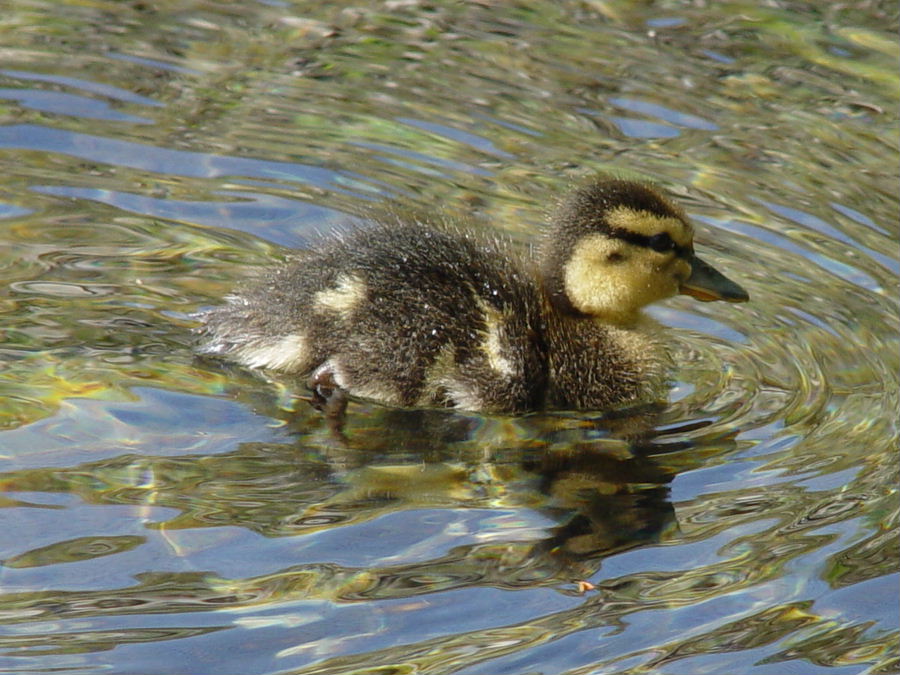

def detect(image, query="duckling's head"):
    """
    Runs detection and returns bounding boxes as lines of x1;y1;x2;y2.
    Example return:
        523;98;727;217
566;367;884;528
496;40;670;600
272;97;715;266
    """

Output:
541;178;748;326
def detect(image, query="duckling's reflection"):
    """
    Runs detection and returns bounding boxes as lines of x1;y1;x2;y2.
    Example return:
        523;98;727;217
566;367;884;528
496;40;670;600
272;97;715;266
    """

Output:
272;401;680;595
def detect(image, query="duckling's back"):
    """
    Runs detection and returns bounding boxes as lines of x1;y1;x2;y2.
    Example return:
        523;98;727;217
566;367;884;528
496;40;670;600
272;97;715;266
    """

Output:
198;220;548;412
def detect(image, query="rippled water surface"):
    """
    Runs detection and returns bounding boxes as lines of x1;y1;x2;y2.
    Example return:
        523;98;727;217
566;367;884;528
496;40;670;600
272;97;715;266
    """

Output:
1;2;898;674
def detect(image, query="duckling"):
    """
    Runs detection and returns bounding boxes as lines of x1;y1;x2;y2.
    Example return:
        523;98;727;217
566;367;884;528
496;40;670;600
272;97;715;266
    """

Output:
197;178;748;413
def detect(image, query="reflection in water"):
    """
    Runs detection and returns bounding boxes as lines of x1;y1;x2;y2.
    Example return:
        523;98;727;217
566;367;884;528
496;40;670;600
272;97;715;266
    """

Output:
0;1;897;674
1;402;694;674
290;407;679;596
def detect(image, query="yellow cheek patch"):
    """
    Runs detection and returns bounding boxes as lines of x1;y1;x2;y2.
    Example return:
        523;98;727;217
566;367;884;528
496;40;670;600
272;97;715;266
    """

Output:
563;233;686;325
563;234;628;315
606;206;693;247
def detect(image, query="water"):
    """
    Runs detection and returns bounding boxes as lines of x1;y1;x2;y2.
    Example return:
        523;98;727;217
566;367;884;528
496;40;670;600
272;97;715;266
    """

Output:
1;2;897;674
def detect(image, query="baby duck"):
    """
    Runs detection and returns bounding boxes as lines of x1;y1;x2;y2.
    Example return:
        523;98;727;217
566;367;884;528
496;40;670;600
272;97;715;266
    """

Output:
198;178;748;413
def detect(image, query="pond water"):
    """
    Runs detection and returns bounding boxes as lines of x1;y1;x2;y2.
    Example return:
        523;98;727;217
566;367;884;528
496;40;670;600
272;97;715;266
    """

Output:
0;2;897;674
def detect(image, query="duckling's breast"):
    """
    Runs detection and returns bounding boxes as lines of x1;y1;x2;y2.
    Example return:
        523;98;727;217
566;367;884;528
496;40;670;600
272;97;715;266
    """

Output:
543;309;669;410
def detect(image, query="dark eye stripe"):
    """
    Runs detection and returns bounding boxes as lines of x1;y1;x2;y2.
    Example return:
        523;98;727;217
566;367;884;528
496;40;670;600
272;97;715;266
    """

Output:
645;232;672;253
609;227;691;258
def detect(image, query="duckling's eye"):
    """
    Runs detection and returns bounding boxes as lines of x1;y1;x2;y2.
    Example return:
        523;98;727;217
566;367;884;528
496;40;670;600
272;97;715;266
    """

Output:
606;252;625;263
648;232;675;253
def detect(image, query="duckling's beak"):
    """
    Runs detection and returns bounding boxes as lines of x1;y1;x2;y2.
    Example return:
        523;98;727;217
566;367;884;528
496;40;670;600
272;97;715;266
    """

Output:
680;255;749;303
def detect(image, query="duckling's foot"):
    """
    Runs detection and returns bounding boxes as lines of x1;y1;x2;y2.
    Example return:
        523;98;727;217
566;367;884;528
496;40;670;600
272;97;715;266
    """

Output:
304;365;349;427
